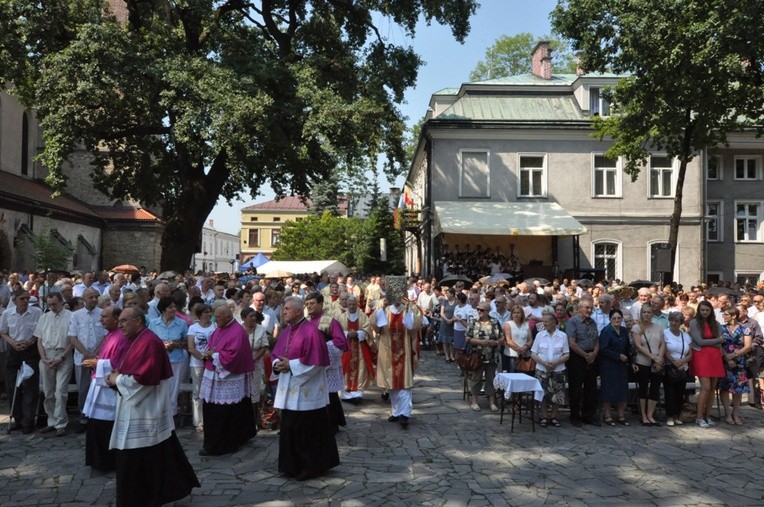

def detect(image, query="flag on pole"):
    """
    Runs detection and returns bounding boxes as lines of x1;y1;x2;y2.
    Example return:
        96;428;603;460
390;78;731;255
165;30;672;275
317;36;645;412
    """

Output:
16;362;34;387
404;186;414;207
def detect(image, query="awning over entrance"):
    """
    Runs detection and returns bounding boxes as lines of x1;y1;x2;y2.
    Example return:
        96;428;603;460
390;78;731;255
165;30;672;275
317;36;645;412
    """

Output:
433;201;587;236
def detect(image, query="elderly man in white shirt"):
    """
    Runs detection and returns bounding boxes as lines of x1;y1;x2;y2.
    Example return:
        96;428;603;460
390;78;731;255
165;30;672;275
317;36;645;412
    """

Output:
72;271;96;298
68;288;106;432
1;290;42;433
35;293;73;436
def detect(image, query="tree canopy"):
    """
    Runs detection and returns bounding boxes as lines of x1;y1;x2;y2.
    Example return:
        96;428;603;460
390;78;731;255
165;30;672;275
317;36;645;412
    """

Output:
469;33;577;81
0;0;478;270
552;0;764;282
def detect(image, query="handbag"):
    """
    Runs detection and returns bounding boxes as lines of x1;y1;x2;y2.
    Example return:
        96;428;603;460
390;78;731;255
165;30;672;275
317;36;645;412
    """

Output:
456;344;481;371
664;332;687;382
514;355;536;373
457;321;484;372
644;332;665;378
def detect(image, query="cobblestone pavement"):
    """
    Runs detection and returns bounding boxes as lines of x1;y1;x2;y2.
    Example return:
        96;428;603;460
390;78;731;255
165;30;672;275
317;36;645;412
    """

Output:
1;351;762;506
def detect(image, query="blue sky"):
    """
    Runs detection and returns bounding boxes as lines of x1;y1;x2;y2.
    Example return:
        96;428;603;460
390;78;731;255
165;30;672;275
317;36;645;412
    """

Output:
208;0;561;234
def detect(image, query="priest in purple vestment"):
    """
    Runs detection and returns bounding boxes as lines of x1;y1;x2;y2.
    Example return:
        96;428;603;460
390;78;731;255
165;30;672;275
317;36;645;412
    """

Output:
199;303;257;456
273;296;339;480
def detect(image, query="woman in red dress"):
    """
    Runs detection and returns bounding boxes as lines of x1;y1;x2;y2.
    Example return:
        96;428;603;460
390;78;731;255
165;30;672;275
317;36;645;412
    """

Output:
688;301;725;427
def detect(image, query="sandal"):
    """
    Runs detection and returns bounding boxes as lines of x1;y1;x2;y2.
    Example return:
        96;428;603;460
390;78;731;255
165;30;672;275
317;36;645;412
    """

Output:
617;418;630;426
539;418;548;428
604;418;616;427
550;418;561;427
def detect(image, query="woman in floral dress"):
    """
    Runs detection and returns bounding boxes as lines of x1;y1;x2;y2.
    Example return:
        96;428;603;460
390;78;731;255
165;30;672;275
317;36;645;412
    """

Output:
719;308;753;425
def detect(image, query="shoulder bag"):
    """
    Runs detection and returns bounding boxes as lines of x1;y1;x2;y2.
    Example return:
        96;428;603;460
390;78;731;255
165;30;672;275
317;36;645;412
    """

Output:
455;343;481;371
514;355;536;374
644;332;665;378
664;332;687;382
456;321;482;371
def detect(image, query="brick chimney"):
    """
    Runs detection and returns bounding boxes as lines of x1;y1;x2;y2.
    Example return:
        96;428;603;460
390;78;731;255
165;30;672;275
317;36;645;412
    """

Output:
531;41;553;80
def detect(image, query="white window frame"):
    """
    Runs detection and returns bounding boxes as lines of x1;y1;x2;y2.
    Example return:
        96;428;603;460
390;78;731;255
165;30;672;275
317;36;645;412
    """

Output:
706;271;723;285
517;153;548;198
591;239;622;281
591;153;622;198
589;87;611;117
458;149;491;198
733;155;761;181
648;154;677;198
706;200;723;242
734;200;763;243
734;272;761;286
271;228;281;247
706;154;722;181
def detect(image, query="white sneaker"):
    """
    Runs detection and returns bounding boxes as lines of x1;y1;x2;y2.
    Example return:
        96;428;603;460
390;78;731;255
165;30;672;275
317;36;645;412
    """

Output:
674;419;683;425
666;419;675;427
471;403;481;411
490;404;499;413
696;419;709;428
705;418;716;427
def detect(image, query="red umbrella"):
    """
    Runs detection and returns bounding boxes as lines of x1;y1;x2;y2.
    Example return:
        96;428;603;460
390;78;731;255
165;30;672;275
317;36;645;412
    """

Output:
111;264;140;274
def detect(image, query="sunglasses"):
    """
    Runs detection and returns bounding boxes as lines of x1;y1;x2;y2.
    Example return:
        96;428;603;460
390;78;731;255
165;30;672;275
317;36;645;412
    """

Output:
478;309;487;312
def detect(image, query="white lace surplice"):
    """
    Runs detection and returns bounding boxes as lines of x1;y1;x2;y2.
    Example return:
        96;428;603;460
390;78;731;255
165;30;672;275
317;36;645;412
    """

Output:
326;341;344;392
199;352;254;404
199;370;253;404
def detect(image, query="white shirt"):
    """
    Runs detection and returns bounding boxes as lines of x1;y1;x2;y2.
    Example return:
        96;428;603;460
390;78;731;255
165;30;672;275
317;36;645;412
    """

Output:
188;322;216;368
72;283;92;298
147;298;161;320
755;311;764;329
592;308;611;333
524;305;544;321
68;307;106;366
92;281;111;296
531;328;569;373
34;308;72;351
663;328;691;370
453;304;477;332
416;291;437;314
0;305;42;342
506;321;531;358
262;306;279;335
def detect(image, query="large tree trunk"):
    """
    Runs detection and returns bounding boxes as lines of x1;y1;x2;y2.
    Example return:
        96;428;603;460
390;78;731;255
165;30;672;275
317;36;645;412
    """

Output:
159;208;211;272
159;150;229;271
666;116;695;285
666;158;687;285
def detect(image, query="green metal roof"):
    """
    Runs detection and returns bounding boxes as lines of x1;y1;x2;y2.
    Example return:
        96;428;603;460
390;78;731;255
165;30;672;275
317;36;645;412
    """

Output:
438;95;587;121
433;87;459;95
474;73;579;86
472;72;623;86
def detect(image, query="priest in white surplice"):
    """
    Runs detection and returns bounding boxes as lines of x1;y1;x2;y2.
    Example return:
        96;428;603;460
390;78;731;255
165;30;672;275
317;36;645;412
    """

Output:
272;296;340;481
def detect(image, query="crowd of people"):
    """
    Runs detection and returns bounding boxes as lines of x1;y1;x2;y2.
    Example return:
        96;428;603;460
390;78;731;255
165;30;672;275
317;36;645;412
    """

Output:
0;269;423;503
425;276;764;429
1;267;763;503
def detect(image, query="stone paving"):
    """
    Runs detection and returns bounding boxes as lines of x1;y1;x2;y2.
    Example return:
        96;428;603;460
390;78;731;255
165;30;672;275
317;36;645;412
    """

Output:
1;351;763;506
